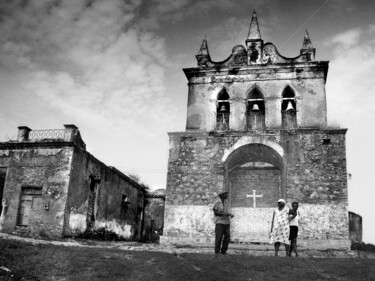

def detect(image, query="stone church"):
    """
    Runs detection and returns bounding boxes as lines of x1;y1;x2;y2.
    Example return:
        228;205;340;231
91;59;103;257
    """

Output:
161;11;350;250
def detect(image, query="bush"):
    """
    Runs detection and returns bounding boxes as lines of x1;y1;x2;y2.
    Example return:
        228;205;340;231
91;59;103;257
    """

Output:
351;241;375;252
76;228;127;241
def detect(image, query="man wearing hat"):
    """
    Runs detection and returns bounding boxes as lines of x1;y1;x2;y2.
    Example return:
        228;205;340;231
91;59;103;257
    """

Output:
213;190;234;255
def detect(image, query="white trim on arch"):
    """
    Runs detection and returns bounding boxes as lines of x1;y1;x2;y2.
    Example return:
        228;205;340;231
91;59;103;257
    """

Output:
221;136;284;162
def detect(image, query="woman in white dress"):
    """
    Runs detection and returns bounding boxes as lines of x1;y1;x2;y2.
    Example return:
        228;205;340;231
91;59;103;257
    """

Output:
269;199;290;256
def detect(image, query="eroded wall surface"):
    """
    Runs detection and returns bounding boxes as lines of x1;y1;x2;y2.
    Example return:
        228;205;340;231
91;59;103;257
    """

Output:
142;195;165;242
0;127;145;241
66;147;144;240
185;67;327;131
0;146;73;238
161;129;349;249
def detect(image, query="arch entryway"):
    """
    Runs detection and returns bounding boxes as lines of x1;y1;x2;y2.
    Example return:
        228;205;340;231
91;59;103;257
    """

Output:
223;142;285;243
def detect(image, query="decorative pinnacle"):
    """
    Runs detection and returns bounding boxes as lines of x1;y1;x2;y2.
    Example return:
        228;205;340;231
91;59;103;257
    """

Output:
197;37;210;56
302;29;314;49
247;9;261;40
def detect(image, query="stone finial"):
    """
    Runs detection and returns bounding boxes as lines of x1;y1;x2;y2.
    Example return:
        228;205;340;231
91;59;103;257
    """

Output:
247;9;261;40
17;126;32;142
302;29;314;49
196;37;212;67
300;29;315;61
197;36;209;56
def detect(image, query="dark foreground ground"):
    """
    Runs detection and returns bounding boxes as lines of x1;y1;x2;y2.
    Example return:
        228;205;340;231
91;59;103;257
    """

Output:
0;238;375;281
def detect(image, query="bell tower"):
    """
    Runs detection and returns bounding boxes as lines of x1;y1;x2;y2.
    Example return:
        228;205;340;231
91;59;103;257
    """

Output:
162;10;349;251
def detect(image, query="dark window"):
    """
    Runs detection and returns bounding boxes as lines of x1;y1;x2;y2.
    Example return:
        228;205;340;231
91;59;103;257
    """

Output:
0;168;6;215
120;194;129;221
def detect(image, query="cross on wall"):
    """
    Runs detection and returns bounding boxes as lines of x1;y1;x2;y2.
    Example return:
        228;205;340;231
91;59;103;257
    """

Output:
246;190;263;208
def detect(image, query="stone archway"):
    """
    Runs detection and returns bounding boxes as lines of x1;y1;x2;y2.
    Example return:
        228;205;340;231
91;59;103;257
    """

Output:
224;143;285;243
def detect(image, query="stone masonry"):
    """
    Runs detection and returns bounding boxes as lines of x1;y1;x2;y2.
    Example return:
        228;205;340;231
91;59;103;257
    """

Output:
161;11;349;250
0;125;147;240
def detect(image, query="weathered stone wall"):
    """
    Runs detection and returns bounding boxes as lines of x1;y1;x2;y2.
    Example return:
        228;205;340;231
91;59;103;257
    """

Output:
185;65;327;131
0;125;146;241
285;131;348;204
142;195;165;242
0;146;73;238
162;129;349;248
66;147;144;240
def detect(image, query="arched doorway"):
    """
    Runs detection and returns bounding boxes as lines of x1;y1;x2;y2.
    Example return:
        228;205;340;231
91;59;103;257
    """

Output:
224;143;285;243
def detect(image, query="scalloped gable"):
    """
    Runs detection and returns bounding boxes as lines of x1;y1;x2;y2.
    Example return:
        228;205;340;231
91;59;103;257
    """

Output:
196;12;316;69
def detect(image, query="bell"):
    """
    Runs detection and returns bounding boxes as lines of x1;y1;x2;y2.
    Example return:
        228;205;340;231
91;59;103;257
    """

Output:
219;104;227;112
285;101;295;111
251;103;260;111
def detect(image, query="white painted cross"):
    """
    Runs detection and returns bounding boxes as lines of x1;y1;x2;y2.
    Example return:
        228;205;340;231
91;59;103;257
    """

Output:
246;190;263;208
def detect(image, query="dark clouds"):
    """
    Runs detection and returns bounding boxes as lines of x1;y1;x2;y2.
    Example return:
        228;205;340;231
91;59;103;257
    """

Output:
0;0;173;138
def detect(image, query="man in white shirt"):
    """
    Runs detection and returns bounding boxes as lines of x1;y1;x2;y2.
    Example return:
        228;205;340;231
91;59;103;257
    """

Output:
288;201;300;257
213;191;234;255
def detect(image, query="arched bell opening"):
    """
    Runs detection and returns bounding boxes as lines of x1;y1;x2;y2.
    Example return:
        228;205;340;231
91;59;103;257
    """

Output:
216;88;230;131
246;87;265;130
223;143;285;243
281;86;297;129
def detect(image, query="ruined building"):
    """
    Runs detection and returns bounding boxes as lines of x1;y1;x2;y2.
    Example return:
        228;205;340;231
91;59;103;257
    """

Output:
349;211;362;243
0;125;163;240
161;11;350;249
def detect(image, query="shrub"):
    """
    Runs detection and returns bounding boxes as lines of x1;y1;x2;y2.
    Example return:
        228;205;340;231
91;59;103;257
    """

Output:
351;241;375;252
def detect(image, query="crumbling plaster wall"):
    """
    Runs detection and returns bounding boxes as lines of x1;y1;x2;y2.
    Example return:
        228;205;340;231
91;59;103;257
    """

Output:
142;196;165;242
162;129;349;248
349;211;362;243
66;147;144;240
186;66;327;131
0;146;73;238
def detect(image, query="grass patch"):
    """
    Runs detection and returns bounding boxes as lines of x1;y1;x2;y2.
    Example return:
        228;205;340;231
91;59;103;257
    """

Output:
0;238;374;281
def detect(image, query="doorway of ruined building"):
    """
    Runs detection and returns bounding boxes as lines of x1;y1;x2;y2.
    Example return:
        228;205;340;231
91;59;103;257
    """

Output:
223;143;285;243
0;168;7;216
86;174;101;231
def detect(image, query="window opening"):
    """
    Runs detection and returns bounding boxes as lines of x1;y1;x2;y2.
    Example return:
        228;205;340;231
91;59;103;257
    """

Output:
86;174;101;231
0;168;6;215
247;88;265;130
281;86;297;129
121;194;130;221
216;89;230;131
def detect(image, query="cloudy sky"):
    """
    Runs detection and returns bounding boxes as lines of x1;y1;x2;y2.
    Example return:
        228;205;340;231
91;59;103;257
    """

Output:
0;0;374;244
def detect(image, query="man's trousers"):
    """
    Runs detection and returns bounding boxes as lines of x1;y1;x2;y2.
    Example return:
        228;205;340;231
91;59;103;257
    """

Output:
215;223;230;254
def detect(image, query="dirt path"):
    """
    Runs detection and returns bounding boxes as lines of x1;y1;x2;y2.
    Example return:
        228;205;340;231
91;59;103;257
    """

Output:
1;232;373;258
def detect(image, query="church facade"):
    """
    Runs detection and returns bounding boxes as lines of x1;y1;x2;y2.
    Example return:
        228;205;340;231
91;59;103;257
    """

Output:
161;11;350;249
